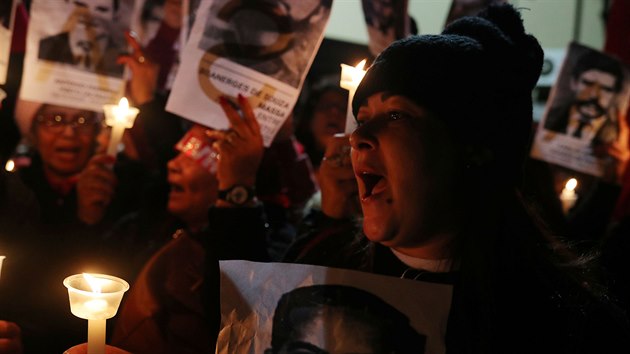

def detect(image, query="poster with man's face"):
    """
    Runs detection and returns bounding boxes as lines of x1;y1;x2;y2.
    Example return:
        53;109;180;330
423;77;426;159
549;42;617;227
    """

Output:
530;42;630;181
0;0;17;85
361;0;410;57
167;0;333;146
20;0;135;111
217;261;453;354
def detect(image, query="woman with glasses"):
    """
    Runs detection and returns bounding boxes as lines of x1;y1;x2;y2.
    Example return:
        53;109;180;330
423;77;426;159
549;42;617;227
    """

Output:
1;101;151;353
22;103;103;225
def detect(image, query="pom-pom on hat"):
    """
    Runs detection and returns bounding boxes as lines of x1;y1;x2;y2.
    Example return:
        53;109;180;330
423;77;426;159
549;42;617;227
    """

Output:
352;3;543;183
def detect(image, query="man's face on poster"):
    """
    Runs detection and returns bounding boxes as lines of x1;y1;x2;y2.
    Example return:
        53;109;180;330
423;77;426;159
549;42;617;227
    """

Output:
571;69;618;120
71;0;115;39
277;307;382;354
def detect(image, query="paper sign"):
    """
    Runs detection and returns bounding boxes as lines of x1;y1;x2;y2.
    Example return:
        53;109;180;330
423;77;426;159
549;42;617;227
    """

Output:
530;42;630;180
19;0;135;111
167;0;333;146
218;260;452;354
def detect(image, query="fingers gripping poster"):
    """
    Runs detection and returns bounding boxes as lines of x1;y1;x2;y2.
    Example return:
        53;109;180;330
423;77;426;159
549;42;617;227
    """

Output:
166;0;333;146
20;0;135;111
218;261;453;354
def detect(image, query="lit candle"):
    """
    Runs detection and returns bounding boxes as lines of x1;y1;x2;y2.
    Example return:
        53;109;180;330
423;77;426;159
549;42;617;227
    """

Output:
0;255;5;280
0;88;6;108
4;159;14;172
103;98;140;156
64;273;130;354
340;59;367;133
560;178;578;214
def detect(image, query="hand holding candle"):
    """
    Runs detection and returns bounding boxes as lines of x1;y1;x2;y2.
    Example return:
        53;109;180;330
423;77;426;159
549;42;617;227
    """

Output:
560;178;578;214
340;59;367;133
64;273;129;354
102;98;140;156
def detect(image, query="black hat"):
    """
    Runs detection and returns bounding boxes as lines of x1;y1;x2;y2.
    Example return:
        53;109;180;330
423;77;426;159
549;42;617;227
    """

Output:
352;4;543;182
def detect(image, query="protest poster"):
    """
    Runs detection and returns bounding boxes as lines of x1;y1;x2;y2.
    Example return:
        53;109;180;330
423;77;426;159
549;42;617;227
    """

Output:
167;0;333;146
218;260;452;354
361;0;410;58
530;42;630;180
0;0;17;85
19;0;135;111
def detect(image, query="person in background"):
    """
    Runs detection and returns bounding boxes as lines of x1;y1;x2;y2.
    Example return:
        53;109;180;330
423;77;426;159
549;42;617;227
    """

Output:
110;95;267;354
295;77;348;173
1;100;149;353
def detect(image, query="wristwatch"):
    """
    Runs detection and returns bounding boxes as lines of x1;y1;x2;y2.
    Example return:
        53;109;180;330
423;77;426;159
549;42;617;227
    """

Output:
218;185;255;206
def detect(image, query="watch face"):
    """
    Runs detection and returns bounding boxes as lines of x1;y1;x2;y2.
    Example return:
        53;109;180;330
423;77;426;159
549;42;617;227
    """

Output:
229;185;249;205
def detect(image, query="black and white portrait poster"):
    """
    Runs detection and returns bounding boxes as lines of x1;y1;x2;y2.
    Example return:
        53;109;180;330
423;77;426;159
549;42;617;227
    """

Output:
530;42;630;180
361;0;410;58
167;0;333;146
218;261;452;354
20;0;135;111
0;0;17;85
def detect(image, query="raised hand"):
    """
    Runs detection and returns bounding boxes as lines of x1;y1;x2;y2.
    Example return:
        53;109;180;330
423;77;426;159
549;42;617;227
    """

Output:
206;94;264;206
117;31;159;105
319;134;360;219
77;154;117;225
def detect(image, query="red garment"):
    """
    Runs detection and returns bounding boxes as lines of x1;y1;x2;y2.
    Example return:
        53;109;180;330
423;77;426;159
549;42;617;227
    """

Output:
112;230;215;354
10;3;28;53
605;0;630;220
145;23;180;91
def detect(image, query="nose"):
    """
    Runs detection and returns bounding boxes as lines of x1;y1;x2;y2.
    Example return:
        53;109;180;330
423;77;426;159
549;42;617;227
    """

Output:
588;85;602;98
59;123;79;137
349;123;377;151
167;154;183;174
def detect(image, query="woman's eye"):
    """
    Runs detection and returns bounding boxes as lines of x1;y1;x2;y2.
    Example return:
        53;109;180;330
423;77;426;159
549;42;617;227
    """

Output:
389;111;409;121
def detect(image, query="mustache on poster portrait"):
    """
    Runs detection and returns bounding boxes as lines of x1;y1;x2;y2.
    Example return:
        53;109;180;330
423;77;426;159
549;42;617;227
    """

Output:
575;98;606;116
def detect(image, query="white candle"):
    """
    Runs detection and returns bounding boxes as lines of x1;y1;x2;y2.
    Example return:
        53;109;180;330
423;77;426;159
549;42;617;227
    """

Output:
88;319;106;354
0;88;6;107
0;256;5;280
560;178;578;214
340;59;367;133
64;273;129;354
103;98;140;156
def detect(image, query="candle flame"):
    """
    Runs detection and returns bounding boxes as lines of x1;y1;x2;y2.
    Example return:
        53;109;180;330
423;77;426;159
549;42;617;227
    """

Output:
83;273;102;294
118;97;129;110
355;59;366;71
565;178;577;192
5;159;15;172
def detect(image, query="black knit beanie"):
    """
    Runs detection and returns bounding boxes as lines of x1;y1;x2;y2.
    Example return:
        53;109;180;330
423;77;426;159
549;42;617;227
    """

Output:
352;4;543;183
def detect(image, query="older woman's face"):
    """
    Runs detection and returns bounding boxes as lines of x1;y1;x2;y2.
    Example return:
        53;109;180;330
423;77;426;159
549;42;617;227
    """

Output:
33;104;99;178
350;93;460;258
167;153;218;225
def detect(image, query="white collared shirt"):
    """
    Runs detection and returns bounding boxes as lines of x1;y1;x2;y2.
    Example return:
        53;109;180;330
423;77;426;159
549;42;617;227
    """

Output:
567;111;607;142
